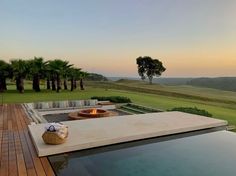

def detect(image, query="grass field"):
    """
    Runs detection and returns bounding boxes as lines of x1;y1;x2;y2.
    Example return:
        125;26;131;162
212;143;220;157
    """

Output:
1;80;236;129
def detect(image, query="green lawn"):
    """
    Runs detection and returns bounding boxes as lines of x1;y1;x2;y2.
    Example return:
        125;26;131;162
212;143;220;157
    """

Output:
1;82;236;128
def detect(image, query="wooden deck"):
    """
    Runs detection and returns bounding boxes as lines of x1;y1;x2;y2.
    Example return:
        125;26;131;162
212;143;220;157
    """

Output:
0;104;55;176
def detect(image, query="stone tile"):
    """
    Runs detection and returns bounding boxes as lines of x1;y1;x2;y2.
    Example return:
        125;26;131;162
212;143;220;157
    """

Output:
28;111;227;157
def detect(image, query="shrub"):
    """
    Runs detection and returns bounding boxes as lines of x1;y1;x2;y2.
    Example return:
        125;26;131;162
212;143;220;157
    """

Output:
91;96;132;103
168;107;212;117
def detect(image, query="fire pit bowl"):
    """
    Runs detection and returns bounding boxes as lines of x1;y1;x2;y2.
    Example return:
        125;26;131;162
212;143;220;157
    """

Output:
68;108;112;120
78;108;110;118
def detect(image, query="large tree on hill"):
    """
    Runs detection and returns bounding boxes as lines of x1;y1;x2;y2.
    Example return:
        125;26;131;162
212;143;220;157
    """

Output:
136;56;166;84
0;60;12;92
11;59;29;93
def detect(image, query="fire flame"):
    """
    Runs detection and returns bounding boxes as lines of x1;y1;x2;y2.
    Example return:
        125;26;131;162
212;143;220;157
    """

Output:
90;109;97;114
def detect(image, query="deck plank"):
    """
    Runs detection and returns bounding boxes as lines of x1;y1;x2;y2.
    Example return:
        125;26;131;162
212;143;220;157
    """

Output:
40;157;55;176
1;105;9;176
19;106;55;176
8;105;18;176
0;104;55;176
15;105;37;176
0;105;4;172
13;104;28;176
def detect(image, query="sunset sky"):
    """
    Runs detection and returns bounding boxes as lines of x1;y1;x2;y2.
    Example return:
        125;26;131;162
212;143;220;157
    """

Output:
0;0;236;77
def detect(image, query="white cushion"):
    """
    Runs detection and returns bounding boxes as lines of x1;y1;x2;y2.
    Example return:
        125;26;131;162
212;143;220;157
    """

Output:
42;102;49;109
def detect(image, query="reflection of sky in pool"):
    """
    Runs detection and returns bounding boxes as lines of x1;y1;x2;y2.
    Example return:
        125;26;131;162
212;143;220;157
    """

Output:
49;131;236;176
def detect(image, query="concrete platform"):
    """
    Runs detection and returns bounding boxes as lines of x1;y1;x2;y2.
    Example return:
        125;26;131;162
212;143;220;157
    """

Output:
28;111;227;157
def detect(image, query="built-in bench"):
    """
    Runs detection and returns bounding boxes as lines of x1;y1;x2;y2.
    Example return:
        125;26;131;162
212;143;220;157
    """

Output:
33;99;98;111
23;99;100;124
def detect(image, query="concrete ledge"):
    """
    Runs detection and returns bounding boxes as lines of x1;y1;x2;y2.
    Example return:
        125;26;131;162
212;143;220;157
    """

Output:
28;111;227;157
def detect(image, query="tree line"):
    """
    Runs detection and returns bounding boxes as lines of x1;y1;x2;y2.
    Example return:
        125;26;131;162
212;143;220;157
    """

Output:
0;57;88;93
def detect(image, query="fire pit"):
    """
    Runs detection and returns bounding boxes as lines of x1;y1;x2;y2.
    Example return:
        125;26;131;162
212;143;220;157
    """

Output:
68;108;113;120
78;108;110;118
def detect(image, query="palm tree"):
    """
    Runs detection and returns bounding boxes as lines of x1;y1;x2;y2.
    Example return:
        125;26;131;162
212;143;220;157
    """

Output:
67;67;81;91
48;59;71;92
11;59;29;93
79;71;88;90
44;64;51;90
62;63;73;90
68;68;75;91
48;60;59;91
29;57;47;92
0;60;12;92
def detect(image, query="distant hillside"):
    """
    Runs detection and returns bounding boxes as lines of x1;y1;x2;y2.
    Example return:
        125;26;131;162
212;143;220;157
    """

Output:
187;77;236;92
108;77;139;81
115;79;142;84
108;77;236;92
152;78;193;85
85;73;108;81
108;77;192;85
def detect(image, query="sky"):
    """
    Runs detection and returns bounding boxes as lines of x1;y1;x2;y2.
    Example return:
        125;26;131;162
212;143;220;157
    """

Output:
0;0;236;77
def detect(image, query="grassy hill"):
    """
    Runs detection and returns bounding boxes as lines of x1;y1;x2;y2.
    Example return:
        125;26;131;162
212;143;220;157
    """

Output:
108;77;236;92
87;79;236;107
187;77;236;92
86;79;236;127
152;77;193;85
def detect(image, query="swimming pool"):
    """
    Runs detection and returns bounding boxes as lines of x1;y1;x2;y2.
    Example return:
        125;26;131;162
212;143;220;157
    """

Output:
49;130;236;176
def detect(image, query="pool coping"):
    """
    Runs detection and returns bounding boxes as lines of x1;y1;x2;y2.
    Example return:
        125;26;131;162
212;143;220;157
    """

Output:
28;111;227;157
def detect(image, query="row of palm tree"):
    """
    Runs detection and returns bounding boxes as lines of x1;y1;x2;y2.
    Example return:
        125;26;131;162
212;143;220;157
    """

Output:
0;57;88;93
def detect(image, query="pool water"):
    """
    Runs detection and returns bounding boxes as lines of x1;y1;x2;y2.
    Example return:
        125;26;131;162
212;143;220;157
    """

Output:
49;131;236;176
